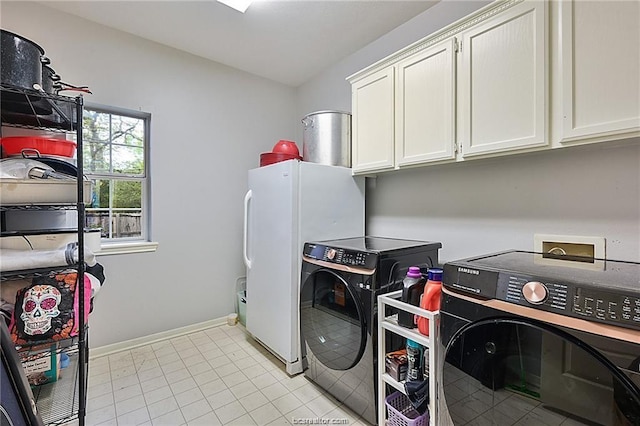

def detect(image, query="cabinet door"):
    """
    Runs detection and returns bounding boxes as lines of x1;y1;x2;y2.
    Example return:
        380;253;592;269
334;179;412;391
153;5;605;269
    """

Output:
558;0;640;144
459;0;548;157
396;38;456;167
351;67;395;173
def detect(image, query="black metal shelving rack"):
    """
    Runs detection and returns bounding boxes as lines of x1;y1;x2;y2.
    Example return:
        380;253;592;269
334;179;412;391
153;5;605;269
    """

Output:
1;85;87;426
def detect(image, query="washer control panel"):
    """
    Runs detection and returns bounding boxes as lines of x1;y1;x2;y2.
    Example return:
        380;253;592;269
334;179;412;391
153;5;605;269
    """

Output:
573;288;640;327
303;243;377;269
496;273;569;312
496;273;640;330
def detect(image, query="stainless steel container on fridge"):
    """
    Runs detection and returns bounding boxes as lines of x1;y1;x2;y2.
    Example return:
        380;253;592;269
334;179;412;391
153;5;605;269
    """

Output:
301;110;351;168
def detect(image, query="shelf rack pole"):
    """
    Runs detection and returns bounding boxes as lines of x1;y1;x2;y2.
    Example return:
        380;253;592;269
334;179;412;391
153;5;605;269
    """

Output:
377;291;439;426
377;293;387;426
75;95;86;426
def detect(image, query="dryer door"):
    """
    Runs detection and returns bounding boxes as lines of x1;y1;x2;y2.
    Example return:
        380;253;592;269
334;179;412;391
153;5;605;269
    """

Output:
300;268;366;370
442;318;640;425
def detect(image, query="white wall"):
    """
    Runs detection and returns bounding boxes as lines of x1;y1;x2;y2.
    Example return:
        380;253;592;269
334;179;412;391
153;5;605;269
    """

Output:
296;0;640;263
2;2;297;347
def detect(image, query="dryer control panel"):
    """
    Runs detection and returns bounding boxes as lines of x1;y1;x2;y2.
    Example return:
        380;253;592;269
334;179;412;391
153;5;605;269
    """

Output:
303;243;377;269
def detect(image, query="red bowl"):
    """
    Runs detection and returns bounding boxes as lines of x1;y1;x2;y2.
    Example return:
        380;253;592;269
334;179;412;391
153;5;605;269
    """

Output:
260;152;301;167
1;136;77;158
271;140;300;157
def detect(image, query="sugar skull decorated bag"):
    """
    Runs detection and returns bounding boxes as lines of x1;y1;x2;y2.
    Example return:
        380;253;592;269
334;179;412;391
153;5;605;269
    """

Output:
10;270;91;345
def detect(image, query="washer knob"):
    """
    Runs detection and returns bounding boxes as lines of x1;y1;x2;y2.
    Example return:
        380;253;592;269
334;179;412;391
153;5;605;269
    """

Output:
326;249;336;260
522;281;548;305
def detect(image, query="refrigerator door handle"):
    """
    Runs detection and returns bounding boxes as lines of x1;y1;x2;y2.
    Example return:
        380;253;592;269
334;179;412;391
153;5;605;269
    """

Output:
243;189;252;269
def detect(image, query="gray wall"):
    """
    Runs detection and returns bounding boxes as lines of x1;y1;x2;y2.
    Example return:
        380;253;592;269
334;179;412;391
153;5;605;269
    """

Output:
2;2;296;348
296;0;640;263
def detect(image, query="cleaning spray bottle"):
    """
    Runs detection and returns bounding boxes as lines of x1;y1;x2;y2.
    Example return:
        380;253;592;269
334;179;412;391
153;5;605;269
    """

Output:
417;268;443;336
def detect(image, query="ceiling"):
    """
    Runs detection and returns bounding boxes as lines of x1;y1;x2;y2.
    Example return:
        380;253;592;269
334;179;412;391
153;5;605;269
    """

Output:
41;0;439;87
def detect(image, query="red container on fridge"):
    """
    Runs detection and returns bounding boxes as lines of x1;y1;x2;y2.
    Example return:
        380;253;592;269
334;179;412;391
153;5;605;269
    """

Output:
259;152;301;167
1;136;76;158
417;268;443;336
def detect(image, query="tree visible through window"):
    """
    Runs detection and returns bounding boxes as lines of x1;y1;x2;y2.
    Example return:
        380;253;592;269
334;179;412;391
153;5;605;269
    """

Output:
82;106;149;241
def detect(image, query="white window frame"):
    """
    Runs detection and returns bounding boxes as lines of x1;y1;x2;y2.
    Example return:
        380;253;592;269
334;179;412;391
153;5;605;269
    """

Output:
83;103;158;255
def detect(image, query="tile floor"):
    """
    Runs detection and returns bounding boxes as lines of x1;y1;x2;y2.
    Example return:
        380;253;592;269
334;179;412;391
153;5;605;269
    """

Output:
76;324;371;426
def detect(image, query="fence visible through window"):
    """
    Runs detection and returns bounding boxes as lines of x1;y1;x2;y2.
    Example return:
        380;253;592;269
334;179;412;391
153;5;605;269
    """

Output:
86;208;142;239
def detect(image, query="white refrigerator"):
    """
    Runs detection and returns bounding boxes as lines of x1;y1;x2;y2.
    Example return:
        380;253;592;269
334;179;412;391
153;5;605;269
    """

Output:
243;160;365;375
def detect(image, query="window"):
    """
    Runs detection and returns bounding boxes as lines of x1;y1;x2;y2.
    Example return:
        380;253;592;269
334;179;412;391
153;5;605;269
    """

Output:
82;105;150;245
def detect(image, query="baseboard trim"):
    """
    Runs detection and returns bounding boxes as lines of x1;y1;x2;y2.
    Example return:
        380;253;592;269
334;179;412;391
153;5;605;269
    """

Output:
89;316;228;359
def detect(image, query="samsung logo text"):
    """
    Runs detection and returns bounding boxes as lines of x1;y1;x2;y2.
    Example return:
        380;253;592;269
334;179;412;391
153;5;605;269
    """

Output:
458;267;480;275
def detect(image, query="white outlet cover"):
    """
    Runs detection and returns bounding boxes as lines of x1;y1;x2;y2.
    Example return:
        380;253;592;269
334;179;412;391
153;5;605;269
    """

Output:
533;234;606;258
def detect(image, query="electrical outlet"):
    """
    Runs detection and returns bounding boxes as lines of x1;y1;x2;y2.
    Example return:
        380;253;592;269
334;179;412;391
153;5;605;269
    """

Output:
534;234;605;260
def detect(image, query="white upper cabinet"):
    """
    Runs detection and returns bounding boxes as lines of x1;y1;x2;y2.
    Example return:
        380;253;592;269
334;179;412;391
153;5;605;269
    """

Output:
555;0;640;145
349;0;637;175
396;38;457;167
351;67;395;173
459;0;548;157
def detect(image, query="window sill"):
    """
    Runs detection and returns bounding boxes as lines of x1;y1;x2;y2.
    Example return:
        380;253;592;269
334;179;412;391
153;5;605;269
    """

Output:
95;241;159;256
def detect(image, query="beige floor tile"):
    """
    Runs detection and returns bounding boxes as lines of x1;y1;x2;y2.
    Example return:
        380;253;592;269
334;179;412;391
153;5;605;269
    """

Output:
147;396;179;420
141;375;169;394
206;389;237;410
188;360;213;376
186;411;222;425
214;400;247;424
144;385;173;405
266;416;291;425
238;390;270;412
262;381;290;401
86;404;117;425
151;409;186;426
193;368;219;386
117;406;151;425
138;366;164;383
249;402;281;424
226;413;256;425
181;398;213;422
272;393;304;416
114;383;143;402
170;376;198;395
164;368;192;384
115;394;147;417
175;387;206;408
221;371;249;388
229;381;258;401
252;372;279;390
87;391;115;412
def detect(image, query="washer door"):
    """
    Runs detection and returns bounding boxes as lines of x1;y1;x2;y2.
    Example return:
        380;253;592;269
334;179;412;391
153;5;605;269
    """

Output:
300;268;366;371
442;318;640;425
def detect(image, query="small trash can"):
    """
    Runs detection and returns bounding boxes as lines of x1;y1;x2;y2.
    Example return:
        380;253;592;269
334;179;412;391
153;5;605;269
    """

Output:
237;290;247;326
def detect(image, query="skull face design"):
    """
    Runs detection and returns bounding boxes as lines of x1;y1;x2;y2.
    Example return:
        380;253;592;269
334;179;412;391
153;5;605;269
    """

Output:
20;285;61;336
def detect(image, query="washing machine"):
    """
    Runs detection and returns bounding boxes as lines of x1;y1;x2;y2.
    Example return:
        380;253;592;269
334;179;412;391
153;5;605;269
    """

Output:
300;237;441;424
439;250;640;425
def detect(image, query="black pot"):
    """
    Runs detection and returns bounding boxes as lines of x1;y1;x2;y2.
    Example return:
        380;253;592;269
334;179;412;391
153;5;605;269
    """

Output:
1;30;44;90
1;30;52;115
42;65;61;94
